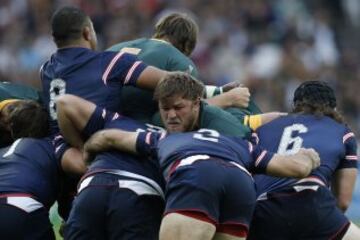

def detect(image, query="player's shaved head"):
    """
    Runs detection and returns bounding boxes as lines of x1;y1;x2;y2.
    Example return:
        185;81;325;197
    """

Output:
51;6;91;47
153;12;198;56
293;80;343;123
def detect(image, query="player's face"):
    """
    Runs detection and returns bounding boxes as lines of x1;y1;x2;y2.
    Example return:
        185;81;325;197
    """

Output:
159;95;200;133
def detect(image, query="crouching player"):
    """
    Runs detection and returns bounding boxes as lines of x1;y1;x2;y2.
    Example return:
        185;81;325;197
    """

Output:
248;81;360;240
81;121;320;240
0;101;80;239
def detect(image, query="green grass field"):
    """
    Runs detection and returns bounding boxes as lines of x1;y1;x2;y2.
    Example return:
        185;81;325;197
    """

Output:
50;204;63;240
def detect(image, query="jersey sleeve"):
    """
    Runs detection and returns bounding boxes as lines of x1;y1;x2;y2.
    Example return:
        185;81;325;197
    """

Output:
249;142;275;174
101;52;147;86
337;130;358;169
82;106;120;137
136;131;166;157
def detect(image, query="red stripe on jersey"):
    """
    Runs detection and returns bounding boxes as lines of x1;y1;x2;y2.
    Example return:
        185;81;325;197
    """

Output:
343;132;355;143
145;132;152;144
217;222;249;237
255;150;267;167
124;61;142;84
345;155;358;161
112;112;119;121
102;52;125;85
163;209;217;226
248;142;253;153
101;109;106;119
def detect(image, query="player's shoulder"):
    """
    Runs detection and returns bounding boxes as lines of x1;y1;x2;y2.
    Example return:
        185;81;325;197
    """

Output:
202;102;237;121
107;38;147;52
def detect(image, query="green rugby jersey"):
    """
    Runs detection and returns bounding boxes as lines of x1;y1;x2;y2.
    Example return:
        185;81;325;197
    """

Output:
151;101;251;138
0;82;41;102
108;38;198;123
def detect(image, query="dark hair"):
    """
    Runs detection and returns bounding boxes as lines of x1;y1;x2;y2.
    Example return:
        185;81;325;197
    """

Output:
0;100;24;147
9;100;49;139
292;80;344;123
153;12;198;56
51;6;90;47
154;72;204;102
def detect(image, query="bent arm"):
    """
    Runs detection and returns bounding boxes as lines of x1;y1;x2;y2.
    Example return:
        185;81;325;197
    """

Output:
136;66;168;90
84;129;139;156
205;86;250;109
56;94;96;149
332;168;358;212
266;148;320;178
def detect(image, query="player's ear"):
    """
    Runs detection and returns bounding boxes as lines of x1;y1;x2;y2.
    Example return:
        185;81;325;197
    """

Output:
83;26;92;42
194;97;201;108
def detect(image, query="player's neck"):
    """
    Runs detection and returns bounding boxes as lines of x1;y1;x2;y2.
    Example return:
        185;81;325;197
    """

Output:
58;40;93;50
151;37;171;45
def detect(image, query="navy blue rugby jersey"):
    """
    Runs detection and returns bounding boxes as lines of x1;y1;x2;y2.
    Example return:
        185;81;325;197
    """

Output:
253;114;358;196
40;47;147;133
0;138;61;208
83;107;164;191
136;128;274;178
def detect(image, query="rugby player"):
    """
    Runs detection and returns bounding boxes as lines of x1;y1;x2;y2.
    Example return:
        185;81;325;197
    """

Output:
248;81;360;240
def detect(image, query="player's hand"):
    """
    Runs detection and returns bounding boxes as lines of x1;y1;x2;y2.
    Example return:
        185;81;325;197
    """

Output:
83;130;111;163
227;87;250;108
295;148;321;172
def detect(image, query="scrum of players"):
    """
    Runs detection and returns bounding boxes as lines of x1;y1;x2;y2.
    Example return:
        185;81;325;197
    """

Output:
0;6;359;240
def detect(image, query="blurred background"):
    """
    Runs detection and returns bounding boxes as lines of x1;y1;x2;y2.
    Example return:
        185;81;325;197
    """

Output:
0;0;359;224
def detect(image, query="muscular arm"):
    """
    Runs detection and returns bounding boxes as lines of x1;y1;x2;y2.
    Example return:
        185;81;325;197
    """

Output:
331;168;358;212
205;86;250;109
136;66;168;90
83;129;139;159
56;94;96;175
266;148;320;178
56;94;96;149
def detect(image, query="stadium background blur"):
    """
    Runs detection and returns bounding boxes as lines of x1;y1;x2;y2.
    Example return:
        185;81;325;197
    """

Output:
1;0;359;237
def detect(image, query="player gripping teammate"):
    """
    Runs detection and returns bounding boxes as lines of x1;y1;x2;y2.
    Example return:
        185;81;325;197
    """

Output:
40;6;169;174
80;116;320;240
248;81;360;240
108;12;257;123
55;96;165;239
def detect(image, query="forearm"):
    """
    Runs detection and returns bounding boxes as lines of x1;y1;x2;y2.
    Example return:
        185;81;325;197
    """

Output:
84;129;139;155
332;168;358;212
57;102;85;149
266;149;319;178
205;93;233;108
56;95;97;149
61;147;87;176
266;154;312;178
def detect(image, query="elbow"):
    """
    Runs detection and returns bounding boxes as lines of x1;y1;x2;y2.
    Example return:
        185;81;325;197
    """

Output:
337;198;351;212
56;95;72;113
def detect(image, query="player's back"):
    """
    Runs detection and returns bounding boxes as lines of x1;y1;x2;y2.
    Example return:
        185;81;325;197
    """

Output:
109;38;197;75
0;138;61;207
0;82;41;102
108;38;198;123
87;113;164;192
139;129;270;178
254;114;356;196
41;47;144;133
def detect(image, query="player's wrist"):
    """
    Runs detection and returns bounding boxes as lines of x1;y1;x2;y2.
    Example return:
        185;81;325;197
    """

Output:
204;86;223;98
